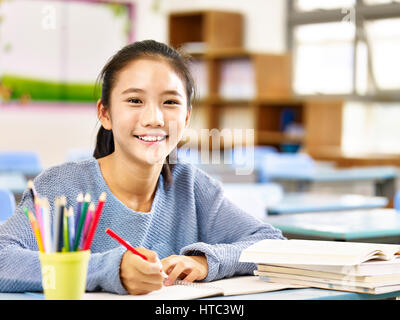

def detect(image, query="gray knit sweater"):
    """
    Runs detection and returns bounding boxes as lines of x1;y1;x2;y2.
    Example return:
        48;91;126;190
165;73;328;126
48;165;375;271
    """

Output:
0;158;284;294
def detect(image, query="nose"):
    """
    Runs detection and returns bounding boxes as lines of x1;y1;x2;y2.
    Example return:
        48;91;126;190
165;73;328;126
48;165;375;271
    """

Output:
140;103;164;127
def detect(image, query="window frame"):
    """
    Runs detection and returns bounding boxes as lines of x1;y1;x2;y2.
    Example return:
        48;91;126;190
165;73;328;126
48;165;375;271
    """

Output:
287;0;400;102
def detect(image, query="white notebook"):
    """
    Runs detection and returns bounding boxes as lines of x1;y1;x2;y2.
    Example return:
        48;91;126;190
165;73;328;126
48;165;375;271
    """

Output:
83;276;302;300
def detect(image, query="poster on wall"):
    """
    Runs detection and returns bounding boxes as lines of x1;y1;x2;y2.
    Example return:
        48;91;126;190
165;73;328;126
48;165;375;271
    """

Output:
0;0;134;104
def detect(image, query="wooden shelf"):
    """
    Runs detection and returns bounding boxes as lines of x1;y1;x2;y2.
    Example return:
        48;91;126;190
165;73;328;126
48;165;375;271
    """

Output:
169;10;344;153
257;131;304;144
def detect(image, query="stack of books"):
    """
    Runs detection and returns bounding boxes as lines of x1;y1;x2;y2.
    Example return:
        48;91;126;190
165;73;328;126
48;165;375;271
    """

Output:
239;239;400;294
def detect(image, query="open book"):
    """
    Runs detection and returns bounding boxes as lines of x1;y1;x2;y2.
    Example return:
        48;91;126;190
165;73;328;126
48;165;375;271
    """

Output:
83;276;302;300
239;239;400;266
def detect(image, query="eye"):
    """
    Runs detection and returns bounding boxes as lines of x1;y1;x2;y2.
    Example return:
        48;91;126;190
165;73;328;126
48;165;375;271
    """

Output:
164;100;179;105
127;98;142;104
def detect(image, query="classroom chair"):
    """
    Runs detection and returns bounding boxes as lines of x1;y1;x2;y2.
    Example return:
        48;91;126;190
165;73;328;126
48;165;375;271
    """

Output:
222;182;284;220
394;190;400;212
230;146;277;182
0;188;16;222
0;151;42;177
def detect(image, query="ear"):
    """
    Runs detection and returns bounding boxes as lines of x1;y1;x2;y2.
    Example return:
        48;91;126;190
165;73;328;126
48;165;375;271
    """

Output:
97;99;112;130
184;107;192;128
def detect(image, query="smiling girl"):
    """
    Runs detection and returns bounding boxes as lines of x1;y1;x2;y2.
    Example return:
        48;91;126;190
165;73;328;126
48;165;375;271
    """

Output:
0;40;284;295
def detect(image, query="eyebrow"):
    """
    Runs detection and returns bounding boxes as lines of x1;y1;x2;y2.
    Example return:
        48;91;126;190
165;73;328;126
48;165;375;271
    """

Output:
121;88;183;98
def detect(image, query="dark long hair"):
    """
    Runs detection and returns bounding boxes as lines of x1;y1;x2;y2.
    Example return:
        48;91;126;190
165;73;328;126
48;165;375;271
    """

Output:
93;40;195;188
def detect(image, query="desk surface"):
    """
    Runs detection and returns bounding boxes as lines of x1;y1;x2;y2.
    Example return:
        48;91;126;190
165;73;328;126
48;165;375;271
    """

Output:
205;287;400;300
0;287;399;300
270;166;398;182
265;208;400;241
268;193;388;215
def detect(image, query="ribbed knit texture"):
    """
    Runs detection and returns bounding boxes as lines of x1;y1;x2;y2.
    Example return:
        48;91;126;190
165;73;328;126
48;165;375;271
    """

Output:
0;158;284;294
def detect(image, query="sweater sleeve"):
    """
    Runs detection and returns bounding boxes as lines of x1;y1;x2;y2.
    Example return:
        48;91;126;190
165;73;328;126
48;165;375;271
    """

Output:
179;170;286;282
0;189;128;294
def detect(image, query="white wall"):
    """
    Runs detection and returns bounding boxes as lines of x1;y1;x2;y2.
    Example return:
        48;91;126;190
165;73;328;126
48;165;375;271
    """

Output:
0;104;98;168
0;0;288;169
133;0;288;53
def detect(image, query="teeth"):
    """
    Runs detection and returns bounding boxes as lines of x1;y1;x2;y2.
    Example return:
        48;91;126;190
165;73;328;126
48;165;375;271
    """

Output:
137;136;165;142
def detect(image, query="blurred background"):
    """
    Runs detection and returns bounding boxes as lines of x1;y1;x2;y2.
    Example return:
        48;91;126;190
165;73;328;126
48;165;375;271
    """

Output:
2;0;400;218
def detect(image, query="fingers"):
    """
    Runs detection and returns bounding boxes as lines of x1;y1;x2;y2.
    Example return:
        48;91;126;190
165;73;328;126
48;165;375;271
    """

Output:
161;255;206;286
120;248;165;295
132;247;162;275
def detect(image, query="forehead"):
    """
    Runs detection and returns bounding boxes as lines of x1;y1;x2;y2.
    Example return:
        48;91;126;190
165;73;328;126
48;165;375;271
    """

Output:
114;58;186;94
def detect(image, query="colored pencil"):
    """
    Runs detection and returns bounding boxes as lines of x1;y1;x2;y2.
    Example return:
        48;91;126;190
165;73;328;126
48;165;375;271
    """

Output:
105;228;147;259
63;207;69;252
105;228;168;278
28;181;45;250
73;193;90;251
80;202;94;249
74;193;83;233
82;192;106;251
67;206;75;252
52;197;64;252
34;197;45;250
24;208;44;253
41;198;52;253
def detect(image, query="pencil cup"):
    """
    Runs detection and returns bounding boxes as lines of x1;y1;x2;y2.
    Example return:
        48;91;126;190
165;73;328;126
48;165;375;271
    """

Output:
39;250;90;300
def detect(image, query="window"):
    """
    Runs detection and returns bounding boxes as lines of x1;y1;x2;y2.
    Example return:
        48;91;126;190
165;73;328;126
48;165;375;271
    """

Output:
295;0;355;11
288;0;400;98
288;0;400;154
293;22;355;94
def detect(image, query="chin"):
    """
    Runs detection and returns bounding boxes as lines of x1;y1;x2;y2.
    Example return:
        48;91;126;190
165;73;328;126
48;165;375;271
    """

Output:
137;149;168;166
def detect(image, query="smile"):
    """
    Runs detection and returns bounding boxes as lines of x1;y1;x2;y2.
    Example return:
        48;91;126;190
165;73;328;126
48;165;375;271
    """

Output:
134;135;167;142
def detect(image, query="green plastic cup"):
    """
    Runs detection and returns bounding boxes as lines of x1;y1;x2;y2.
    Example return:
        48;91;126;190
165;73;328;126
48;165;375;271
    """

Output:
39;250;90;300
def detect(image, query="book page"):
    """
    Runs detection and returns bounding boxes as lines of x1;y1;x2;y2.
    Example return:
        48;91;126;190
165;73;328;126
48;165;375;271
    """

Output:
240;239;400;265
209;276;303;296
83;283;222;300
83;276;302;300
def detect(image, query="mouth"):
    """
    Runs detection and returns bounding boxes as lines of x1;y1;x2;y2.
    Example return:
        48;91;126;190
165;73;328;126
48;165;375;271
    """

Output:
134;135;168;144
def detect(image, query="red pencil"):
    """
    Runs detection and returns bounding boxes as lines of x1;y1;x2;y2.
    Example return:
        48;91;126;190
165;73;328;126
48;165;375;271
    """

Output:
105;228;148;260
105;228;168;278
82;192;106;251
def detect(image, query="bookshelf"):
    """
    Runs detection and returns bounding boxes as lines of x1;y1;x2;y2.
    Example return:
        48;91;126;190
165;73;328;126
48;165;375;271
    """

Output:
169;10;343;153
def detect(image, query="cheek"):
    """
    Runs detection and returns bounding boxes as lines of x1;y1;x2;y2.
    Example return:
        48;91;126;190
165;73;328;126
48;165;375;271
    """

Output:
165;111;188;139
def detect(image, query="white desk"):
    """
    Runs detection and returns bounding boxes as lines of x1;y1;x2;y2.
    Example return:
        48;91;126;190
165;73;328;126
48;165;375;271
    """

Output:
267;193;388;215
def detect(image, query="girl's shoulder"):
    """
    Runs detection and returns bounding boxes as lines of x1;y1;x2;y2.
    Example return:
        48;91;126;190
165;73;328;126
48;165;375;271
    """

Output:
34;158;97;181
32;158;99;195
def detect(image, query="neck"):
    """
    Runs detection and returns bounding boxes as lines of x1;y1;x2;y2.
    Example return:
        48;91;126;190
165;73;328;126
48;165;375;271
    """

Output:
98;152;164;211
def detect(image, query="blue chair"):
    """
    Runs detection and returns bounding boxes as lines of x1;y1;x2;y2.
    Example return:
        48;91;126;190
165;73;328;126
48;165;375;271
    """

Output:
0;189;16;222
258;152;315;182
230;146;277;181
0;151;42;177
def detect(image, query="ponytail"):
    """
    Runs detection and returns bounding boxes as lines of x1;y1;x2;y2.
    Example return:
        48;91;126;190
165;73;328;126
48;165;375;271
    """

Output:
93;126;114;159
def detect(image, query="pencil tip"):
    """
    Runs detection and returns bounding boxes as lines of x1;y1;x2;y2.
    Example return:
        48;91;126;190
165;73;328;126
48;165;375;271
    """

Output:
84;193;91;202
27;180;34;189
100;192;106;201
77;193;84;201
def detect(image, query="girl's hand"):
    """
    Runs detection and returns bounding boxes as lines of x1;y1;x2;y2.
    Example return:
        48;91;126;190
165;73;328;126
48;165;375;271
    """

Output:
161;254;209;286
119;247;164;295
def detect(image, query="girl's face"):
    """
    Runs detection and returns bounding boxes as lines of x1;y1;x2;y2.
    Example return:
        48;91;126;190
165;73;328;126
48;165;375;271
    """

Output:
98;58;191;165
